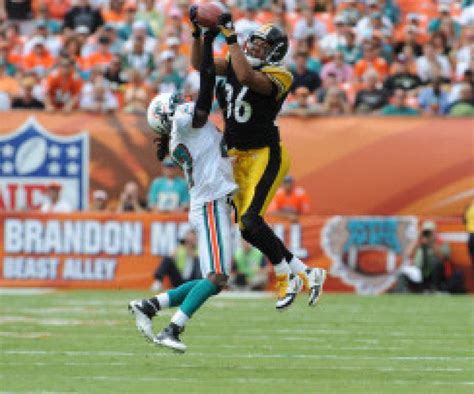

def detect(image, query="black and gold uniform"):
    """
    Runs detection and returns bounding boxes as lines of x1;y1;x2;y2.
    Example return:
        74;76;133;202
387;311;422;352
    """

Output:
218;61;293;224
217;24;295;267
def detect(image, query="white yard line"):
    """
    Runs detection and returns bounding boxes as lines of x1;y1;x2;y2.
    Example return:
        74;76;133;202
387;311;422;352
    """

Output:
0;391;72;394
0;317;83;325
0;316;123;326
0;288;55;296
3;350;474;361
392;380;474;386
63;376;474;385
0;332;50;339
0;362;469;373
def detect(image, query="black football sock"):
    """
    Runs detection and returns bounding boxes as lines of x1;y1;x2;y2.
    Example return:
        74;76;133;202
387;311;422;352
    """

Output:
241;222;285;266
141;297;161;318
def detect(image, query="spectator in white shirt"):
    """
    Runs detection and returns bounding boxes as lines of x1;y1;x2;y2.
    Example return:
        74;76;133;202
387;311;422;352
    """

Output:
455;27;474;75
80;74;118;113
293;7;327;42
355;0;393;44
319;14;348;57
357;11;392;44
460;4;474;26
456;57;474;80
123;21;157;54
456;41;473;66
448;69;473;105
23;21;62;57
40;182;73;213
416;42;452;83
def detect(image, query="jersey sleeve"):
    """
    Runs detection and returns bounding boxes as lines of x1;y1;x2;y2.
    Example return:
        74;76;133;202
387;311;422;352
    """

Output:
261;66;294;100
173;103;195;134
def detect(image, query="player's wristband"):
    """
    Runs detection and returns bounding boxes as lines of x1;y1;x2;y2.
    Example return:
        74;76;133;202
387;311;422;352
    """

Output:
191;24;201;39
226;34;237;45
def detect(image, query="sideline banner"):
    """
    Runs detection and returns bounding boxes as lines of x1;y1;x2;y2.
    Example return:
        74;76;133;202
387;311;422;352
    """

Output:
0;212;470;293
0;113;472;216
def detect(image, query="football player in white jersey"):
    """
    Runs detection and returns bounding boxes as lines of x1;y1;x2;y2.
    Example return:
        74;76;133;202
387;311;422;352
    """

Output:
128;30;237;353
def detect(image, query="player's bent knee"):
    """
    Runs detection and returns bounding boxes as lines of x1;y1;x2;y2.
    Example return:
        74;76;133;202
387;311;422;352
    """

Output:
240;212;264;234
207;273;228;293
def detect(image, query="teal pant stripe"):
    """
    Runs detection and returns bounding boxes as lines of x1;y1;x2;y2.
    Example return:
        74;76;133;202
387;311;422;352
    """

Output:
213;200;226;275
167;279;201;307
203;204;214;273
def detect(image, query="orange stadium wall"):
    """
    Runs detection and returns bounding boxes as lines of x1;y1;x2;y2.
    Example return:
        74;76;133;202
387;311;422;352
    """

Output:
0;113;472;292
0;113;472;216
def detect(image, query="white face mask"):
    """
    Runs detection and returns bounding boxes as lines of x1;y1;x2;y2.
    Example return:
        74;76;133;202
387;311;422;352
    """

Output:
244;40;266;68
245;54;263;68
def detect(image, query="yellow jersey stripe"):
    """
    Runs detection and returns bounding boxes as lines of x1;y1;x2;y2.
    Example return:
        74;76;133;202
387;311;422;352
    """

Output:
267;74;286;98
262;66;293;97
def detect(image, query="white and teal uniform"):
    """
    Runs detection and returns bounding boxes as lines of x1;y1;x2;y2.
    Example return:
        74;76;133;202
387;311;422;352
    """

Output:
169;103;237;276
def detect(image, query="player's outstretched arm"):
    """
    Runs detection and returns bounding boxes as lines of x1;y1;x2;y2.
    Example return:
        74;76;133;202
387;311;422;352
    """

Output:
154;135;169;162
192;29;218;128
189;5;227;75
217;13;273;96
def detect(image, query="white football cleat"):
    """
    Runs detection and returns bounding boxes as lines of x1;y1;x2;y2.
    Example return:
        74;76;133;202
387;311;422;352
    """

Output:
275;273;303;310
154;324;187;353
128;300;155;342
303;268;327;307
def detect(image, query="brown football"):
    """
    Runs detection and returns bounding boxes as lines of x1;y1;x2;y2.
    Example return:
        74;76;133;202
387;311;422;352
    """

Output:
195;2;225;29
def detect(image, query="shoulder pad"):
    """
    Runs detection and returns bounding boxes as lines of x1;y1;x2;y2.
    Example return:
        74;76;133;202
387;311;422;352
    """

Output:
261;65;293;99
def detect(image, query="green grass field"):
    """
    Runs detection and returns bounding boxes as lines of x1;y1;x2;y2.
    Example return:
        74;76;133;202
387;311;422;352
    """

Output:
0;290;473;394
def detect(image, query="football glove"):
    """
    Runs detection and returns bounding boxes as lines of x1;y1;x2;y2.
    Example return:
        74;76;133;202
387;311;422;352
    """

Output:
189;5;201;39
217;13;237;44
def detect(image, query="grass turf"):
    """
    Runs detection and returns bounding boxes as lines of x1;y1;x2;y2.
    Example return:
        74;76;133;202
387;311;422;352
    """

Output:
0;290;473;394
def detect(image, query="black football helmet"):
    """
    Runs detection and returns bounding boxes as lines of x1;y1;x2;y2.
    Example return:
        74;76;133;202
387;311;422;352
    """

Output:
245;24;289;66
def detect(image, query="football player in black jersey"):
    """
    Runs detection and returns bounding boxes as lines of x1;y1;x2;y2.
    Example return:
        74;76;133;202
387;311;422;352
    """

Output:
190;9;326;309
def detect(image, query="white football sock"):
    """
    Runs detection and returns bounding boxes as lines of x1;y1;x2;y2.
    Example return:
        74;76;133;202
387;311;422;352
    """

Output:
155;293;170;309
273;260;291;275
171;309;189;328
288;256;308;274
150;280;162;292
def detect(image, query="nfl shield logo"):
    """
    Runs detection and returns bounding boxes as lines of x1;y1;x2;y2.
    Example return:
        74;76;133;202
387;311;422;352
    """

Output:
0;117;89;210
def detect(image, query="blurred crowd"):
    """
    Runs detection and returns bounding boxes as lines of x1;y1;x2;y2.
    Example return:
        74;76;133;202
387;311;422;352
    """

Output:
0;0;473;116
